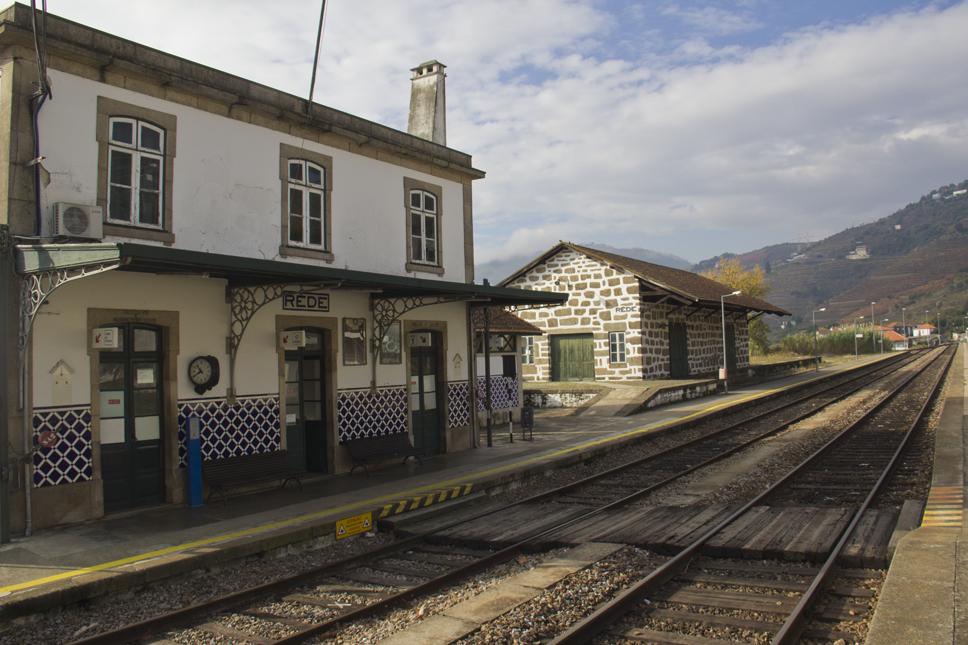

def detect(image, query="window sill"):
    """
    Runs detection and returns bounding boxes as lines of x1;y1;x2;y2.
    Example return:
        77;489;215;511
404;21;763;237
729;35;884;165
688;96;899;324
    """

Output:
103;223;174;245
406;262;444;275
279;245;335;262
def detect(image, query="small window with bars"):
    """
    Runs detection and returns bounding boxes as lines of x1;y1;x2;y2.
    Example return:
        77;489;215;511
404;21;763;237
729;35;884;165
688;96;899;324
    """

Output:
608;331;627;364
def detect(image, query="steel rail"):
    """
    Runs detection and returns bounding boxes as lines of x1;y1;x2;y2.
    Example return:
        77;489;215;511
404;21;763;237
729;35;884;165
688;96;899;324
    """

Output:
268;353;931;643
71;351;916;645
771;344;956;644
549;346;951;644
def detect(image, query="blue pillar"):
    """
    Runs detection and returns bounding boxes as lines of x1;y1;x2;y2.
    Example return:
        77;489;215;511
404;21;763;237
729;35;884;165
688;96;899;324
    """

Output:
187;416;204;508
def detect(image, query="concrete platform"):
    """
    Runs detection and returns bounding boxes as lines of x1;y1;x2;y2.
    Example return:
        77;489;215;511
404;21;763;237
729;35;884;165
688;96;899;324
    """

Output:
867;343;967;645
0;353;893;617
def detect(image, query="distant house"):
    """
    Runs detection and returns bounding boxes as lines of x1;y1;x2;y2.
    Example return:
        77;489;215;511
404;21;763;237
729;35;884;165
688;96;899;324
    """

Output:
913;323;936;338
846;243;869;260
882;330;909;351
501;242;790;382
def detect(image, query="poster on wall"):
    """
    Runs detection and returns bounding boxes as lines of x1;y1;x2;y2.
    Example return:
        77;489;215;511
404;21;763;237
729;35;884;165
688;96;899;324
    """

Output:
379;322;402;364
342;318;367;366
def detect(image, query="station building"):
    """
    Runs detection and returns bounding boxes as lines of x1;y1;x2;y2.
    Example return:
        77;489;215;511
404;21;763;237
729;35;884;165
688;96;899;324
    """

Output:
502;243;789;382
0;6;562;534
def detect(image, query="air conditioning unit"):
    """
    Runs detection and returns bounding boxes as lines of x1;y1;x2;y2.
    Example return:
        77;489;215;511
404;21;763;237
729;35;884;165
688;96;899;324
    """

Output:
52;202;103;240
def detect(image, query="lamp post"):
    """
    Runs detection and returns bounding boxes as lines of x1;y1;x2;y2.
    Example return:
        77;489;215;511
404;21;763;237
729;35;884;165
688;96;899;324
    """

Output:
870;302;876;351
720;290;741;393
812;307;826;368
901;307;906;339
881;318;889;353
854;316;862;357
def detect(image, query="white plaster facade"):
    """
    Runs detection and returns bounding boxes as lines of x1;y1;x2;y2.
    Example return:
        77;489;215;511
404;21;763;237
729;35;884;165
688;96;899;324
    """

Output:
0;6;564;533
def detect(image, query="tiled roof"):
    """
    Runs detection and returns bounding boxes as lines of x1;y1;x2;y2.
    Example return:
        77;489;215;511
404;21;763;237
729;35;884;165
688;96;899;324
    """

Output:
916;323;936;329
883;330;907;342
471;307;543;335
502;242;790;315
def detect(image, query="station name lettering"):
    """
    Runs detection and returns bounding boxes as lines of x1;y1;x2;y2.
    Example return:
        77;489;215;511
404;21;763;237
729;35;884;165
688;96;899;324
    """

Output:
614;305;638;313
282;291;330;312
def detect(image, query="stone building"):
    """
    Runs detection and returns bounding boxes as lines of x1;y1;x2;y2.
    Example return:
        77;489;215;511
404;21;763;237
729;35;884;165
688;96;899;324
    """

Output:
503;243;789;382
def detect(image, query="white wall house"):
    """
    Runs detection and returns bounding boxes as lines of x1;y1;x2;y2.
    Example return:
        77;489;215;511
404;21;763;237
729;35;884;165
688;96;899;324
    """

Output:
0;6;561;534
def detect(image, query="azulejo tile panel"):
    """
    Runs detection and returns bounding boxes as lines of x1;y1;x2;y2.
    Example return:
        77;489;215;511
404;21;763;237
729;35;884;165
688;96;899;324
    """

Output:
447;381;471;428
337;386;407;442
177;395;281;465
33;406;93;488
476;376;520;411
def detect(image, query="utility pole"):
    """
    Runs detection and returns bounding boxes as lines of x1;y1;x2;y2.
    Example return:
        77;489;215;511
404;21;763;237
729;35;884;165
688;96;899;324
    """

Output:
812;307;826;368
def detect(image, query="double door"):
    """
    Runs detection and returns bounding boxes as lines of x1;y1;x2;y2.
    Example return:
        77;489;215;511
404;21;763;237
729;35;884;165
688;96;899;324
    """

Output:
284;329;328;472
99;324;165;513
409;332;442;455
550;334;595;381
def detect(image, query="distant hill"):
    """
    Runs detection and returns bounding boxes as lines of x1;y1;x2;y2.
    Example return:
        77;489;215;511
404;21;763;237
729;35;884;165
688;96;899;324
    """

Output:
695;180;968;332
476;242;691;283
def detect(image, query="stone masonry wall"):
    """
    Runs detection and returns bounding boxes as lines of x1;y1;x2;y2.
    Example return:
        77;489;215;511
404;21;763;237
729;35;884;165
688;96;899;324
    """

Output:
641;303;750;378
508;248;750;381
507;249;642;381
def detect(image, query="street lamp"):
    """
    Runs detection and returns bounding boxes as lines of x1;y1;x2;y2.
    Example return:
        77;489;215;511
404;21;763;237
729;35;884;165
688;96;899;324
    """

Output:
901;307;906;339
812;307;826;367
881;318;889;353
854;316;863;357
720;290;741;393
870;302;876;351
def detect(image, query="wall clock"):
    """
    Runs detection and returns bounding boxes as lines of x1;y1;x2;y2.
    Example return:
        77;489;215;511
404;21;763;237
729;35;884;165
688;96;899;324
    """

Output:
188;355;220;395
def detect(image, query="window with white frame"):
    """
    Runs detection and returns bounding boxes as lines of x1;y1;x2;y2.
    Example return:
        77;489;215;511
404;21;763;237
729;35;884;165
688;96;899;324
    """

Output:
521;336;535;364
409;189;439;265
287;159;328;249
107;117;165;227
608;331;627;364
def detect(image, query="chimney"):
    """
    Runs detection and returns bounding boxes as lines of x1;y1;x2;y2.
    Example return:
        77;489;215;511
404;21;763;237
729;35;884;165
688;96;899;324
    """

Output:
407;60;446;145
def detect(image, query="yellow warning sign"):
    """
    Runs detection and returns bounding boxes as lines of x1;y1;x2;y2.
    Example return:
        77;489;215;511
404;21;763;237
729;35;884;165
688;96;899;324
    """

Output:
335;511;373;540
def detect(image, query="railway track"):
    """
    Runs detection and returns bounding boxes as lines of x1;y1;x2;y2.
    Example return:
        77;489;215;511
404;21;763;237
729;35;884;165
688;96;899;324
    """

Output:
69;350;936;644
550;344;954;645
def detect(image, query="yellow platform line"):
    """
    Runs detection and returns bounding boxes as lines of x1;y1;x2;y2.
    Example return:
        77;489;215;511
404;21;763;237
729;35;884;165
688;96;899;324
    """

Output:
0;366;869;596
921;485;964;528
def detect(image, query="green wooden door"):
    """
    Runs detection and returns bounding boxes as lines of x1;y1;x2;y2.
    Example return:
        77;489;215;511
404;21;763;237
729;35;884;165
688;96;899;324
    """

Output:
668;322;689;378
551;334;595;381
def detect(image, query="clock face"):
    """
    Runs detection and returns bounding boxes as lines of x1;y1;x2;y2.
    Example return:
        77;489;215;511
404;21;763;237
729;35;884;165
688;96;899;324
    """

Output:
188;356;219;395
189;358;212;384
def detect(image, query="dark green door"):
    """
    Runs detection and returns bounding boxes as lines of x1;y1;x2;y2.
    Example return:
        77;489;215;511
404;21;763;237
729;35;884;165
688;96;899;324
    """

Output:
669;322;690;378
409;332;441;455
99;325;165;513
725;323;738;373
284;329;328;473
550;334;595;381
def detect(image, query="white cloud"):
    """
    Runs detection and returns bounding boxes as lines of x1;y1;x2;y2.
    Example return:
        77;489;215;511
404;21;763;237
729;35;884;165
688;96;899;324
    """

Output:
31;1;968;263
660;4;763;36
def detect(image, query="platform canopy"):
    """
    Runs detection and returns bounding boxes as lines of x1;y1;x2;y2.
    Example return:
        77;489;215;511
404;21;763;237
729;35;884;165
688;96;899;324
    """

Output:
15;242;567;308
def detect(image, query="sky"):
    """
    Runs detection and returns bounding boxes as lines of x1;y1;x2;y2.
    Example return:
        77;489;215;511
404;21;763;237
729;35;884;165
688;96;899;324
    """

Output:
30;1;968;265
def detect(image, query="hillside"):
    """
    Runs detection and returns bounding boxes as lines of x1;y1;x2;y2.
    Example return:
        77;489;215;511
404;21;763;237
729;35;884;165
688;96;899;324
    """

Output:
695;180;968;333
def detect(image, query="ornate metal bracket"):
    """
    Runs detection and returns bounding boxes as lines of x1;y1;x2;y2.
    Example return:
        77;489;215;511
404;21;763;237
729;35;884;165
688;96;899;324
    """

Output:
371;295;473;355
227;283;335;397
18;261;121;403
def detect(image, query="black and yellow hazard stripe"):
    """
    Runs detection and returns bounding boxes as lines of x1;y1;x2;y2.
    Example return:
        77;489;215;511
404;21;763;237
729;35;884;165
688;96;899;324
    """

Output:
379;483;474;518
921;485;964;528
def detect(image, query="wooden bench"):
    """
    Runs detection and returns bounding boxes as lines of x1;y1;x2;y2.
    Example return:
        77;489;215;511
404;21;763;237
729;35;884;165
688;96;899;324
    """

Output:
345;433;423;475
202;450;303;503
